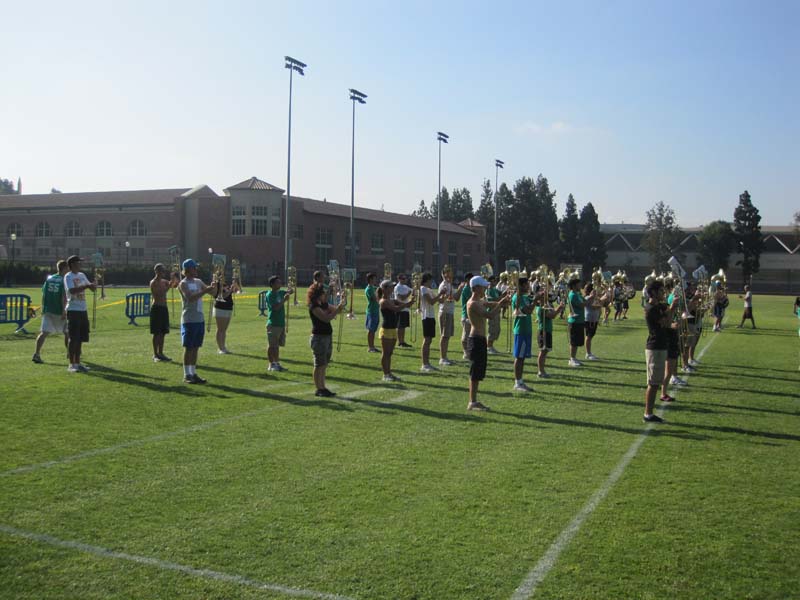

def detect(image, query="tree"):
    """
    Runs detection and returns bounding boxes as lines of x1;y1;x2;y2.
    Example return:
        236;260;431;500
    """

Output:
533;175;560;267
577;202;606;277
449;187;475;222
733;190;763;283
559;193;580;262
494;182;515;267
474;179;495;259
697;220;736;271
51;187;62;194
429;187;450;220
0;178;18;195
411;199;431;219
642;201;683;271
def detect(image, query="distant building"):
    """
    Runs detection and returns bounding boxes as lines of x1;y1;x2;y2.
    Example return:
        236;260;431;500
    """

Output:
0;176;487;283
600;224;800;293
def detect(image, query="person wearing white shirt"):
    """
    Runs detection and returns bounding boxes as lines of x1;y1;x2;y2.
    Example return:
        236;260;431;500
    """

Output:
419;272;446;372
64;255;97;373
394;273;413;348
737;285;756;329
437;269;464;366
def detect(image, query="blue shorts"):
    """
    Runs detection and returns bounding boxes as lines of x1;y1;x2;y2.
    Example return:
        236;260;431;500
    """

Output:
513;334;532;359
181;322;205;348
365;312;379;333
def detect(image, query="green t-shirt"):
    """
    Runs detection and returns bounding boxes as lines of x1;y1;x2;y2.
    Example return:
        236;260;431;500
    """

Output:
512;293;533;335
365;285;379;315
486;287;500;302
536;305;554;333
266;289;286;327
567;291;585;324
41;274;65;315
460;283;471;320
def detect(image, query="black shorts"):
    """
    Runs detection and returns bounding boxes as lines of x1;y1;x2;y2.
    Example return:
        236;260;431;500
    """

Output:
585;321;599;338
398;311;410;328
568;322;585;347
623;299;630;309
667;330;680;359
467;335;487;381
742;307;753;319
422;317;436;339
537;330;553;351
149;304;170;335
67;310;90;343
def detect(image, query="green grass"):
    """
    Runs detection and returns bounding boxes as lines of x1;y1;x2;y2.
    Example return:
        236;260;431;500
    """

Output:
0;286;798;599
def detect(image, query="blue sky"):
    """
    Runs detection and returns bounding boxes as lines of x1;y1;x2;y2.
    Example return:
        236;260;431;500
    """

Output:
2;0;797;226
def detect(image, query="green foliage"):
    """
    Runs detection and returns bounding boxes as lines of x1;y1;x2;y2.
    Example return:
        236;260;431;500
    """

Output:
429;187;450;220
0;178;18;195
475;179;495;260
733;190;763;283
643;201;683;271
448;187;475;223
577;202;606;276
411;199;431;219
698;220;736;271
559;193;580;262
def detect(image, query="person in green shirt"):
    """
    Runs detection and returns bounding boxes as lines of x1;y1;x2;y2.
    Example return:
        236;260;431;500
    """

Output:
567;277;586;366
536;296;565;377
364;272;380;353
266;275;293;371
512;277;536;392
486;276;502;354
33;259;68;364
460;272;474;360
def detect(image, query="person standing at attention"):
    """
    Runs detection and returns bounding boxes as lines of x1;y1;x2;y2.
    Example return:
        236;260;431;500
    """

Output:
394;273;413;348
364;272;380;353
149;263;178;362
459;272;474;360
737;285;756;329
567;277;586;367
419;272;445;372
32;259;68;364
266;275;293;371
64;255;96;373
178;259;217;384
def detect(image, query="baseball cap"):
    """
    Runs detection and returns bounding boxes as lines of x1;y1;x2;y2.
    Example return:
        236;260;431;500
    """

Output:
182;258;198;270
470;275;490;289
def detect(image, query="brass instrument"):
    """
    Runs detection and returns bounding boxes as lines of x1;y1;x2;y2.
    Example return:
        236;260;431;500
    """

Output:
667;256;691;357
232;259;242;294
411;263;422;343
207;253;226;333
339;268;356;351
505;259;521;351
91;252;105;329
442;263;454;303
286;265;297;333
384;262;393;282
168;245;180;323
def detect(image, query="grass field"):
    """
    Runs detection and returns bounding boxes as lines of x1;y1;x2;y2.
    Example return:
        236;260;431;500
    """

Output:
1;286;798;599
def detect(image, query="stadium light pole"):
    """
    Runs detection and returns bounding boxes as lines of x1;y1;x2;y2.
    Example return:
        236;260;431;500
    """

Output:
125;240;130;266
436;131;449;273
494;159;504;270
284;55;306;281
9;232;16;286
349;88;367;271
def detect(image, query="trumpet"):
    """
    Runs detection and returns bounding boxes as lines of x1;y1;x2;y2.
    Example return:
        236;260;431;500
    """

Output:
286;265;297;333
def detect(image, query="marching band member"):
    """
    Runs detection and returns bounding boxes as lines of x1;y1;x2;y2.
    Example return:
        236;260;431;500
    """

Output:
179;258;217;384
308;282;347;397
683;282;703;371
712;282;728;332
213;277;241;354
583;282;603;361
64;255;97;373
459;272;474;360
419;272;446;372
149;263;179;362
378;279;414;381
642;279;676;422
612;280;625;322
266;275;293;372
536;290;565;378
566;277;586;367
466;275;510;411
394;273;413;348
512;276;536;392
438;268;462;366
486;275;502;354
664;279;687;393
364;272;380;353
737;285;756;329
32;259;69;365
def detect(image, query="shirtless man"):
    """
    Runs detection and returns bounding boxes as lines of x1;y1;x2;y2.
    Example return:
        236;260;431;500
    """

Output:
150;263;179;362
466;275;510;411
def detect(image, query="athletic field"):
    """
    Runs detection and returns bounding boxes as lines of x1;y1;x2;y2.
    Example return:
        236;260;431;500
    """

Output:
1;287;798;599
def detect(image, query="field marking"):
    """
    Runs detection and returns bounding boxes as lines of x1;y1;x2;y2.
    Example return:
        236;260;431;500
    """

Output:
511;332;721;599
338;388;422;404
0;524;354;600
1;381;310;478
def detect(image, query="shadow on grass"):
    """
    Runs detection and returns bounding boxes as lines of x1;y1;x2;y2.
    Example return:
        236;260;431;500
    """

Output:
206;382;353;412
0;331;36;342
88;366;202;397
670;419;800;443
690;382;799;401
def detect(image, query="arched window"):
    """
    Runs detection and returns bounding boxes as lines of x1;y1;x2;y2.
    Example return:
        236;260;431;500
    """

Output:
35;222;52;238
127;219;147;237
64;221;82;237
7;223;23;238
95;221;113;237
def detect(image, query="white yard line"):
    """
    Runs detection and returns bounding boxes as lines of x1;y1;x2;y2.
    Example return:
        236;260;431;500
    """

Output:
511;332;721;599
0;524;354;600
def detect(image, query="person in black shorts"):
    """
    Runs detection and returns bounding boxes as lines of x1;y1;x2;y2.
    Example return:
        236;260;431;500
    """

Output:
149;263;179;362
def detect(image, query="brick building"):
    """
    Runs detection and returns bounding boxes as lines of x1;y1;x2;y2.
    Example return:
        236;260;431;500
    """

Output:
0;176;488;284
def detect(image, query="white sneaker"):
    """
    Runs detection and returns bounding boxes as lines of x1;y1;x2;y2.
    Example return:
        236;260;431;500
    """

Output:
585;353;599;361
420;364;436;373
218;348;231;355
268;364;279;371
487;347;499;355
670;376;688;386
568;359;583;367
689;359;700;367
439;358;454;366
78;363;91;371
513;382;532;392
462;353;470;360
67;365;79;373
682;366;696;374
383;373;400;382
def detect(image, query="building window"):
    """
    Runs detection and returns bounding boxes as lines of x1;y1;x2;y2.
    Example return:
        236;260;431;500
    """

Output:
315;227;333;266
448;240;457;253
232;205;246;237
35;222;52;238
345;231;361;267
96;221;113;237
251;206;269;236
37;247;51;257
271;214;281;237
393;237;406;273
463;243;472;254
67;247;80;256
64;221;82;237
292;224;304;239
131;247;145;258
128;219;147;237
7;223;23;238
371;233;384;255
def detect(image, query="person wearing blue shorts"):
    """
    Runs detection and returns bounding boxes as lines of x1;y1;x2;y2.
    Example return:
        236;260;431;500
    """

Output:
512;277;536;392
178;259;217;384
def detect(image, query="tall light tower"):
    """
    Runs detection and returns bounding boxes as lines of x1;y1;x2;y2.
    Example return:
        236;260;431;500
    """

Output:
436;131;449;273
284;55;306;279
494;159;504;269
348;88;367;270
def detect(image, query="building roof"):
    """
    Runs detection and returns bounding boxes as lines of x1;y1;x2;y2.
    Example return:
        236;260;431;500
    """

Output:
0;188;190;210
458;218;485;228
224;177;284;193
296;195;476;235
182;184;219;198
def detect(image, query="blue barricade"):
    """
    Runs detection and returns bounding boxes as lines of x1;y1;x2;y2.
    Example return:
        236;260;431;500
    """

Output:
0;294;33;333
125;292;151;325
258;290;268;316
